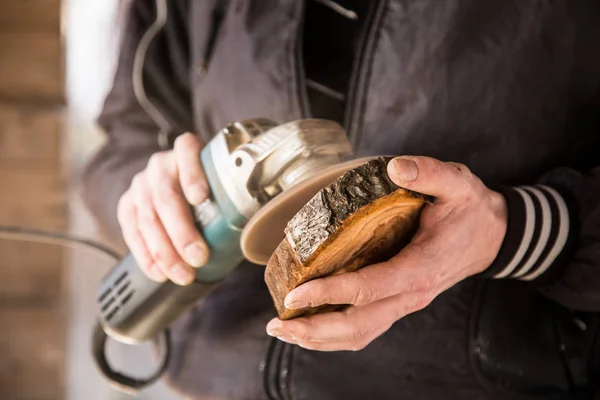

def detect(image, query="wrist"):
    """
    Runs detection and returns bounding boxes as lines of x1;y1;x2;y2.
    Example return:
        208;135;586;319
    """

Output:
477;184;578;283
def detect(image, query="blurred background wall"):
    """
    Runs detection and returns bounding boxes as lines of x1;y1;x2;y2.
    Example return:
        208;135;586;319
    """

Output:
0;1;67;399
0;0;179;399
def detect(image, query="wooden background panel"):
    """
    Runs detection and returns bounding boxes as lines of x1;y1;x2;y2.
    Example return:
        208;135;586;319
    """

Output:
0;0;62;33
0;104;63;167
0;307;65;400
0;33;64;103
0;0;68;398
0;169;66;229
0;241;64;300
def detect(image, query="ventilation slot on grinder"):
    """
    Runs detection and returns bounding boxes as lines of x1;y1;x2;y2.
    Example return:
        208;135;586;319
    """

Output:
99;271;135;322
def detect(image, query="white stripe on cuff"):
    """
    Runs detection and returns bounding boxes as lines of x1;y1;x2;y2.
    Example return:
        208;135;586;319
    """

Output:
512;187;552;278
520;185;570;281
494;187;536;278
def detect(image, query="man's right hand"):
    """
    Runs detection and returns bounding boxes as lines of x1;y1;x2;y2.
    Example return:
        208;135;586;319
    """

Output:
117;133;210;285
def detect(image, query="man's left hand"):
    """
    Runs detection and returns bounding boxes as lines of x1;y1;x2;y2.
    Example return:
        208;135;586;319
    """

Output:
265;156;508;351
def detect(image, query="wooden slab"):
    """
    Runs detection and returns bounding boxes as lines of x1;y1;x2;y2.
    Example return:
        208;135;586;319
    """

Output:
265;157;429;320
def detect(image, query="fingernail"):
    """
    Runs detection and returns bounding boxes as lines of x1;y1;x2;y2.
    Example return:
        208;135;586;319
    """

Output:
184;242;208;267
266;319;283;337
392;158;418;182
187;183;207;205
171;264;195;285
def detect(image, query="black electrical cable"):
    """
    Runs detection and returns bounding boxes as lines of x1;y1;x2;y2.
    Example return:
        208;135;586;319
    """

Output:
0;225;122;263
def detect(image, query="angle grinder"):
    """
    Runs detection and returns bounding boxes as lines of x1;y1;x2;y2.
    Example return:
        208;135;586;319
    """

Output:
92;118;376;393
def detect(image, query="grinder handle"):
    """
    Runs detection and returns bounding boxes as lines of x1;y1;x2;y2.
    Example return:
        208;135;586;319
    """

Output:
93;140;250;391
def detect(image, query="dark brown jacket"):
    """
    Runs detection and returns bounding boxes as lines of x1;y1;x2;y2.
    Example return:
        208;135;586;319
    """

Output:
82;1;600;399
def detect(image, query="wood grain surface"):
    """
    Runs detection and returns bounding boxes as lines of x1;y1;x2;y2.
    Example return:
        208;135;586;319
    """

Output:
265;157;428;320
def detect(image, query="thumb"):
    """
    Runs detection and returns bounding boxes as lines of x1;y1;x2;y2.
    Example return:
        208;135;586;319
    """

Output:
386;156;470;200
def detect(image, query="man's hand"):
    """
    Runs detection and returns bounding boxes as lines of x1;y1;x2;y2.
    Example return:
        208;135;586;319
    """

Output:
117;133;210;286
265;156;508;351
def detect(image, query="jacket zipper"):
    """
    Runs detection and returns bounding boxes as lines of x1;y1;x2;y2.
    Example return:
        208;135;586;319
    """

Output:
343;0;387;151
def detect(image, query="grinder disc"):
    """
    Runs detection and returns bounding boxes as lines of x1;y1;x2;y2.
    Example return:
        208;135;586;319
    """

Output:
241;157;379;265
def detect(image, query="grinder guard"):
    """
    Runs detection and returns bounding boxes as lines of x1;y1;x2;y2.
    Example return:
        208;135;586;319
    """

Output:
93;119;354;393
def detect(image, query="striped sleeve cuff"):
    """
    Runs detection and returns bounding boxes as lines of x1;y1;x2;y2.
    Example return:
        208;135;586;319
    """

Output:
481;185;578;283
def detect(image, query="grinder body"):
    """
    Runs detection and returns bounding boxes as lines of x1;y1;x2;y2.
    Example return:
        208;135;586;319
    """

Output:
95;119;353;344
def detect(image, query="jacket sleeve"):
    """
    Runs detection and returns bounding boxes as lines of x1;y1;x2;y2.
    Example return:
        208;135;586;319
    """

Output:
80;0;194;247
481;162;600;312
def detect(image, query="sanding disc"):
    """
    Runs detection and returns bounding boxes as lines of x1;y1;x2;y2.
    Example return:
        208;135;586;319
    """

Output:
241;156;380;265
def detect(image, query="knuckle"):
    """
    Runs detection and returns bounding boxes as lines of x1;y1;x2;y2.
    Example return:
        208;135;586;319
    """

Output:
352;286;374;306
350;340;369;352
139;261;155;276
174;132;200;150
294;321;313;341
426;270;443;288
412;271;440;291
147;152;168;172
153;184;181;208
408;294;434;314
348;329;368;343
351;272;377;306
448;162;470;175
140;207;160;226
428;160;444;180
180;172;206;191
306;281;330;307
116;194;130;222
150;250;174;267
150;250;164;264
448;162;480;199
420;291;436;308
399;291;437;318
130;172;144;189
341;322;372;343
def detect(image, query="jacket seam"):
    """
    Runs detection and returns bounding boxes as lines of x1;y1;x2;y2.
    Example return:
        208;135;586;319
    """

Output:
289;1;309;119
344;0;387;149
133;0;172;149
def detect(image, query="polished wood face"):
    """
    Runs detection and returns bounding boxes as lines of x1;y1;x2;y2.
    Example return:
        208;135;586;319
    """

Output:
264;158;428;320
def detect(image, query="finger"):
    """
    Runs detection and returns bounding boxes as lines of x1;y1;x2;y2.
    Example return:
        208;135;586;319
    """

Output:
147;152;210;268
276;331;378;352
386;156;476;201
292;336;376;352
284;259;429;309
117;193;166;282
133;171;195;286
267;291;431;344
173;133;208;206
273;331;377;352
